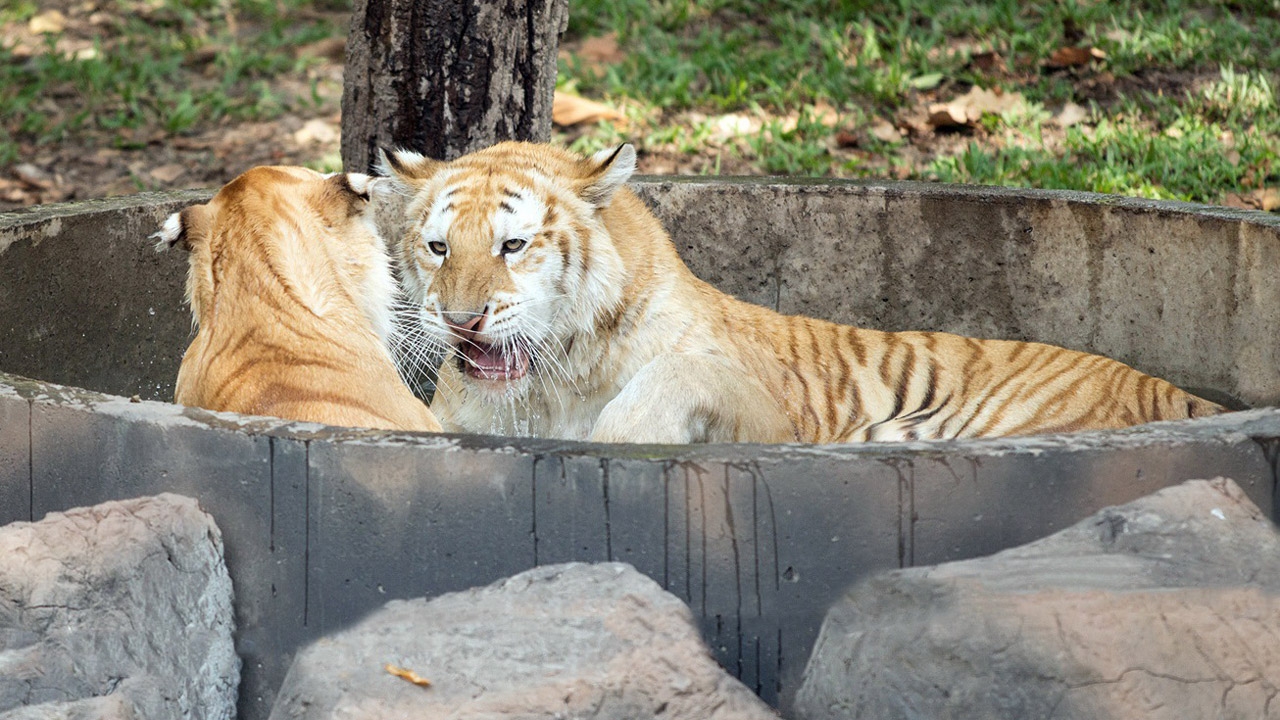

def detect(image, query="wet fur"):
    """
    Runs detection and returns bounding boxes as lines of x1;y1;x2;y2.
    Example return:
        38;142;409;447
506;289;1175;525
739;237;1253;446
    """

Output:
380;142;1223;443
159;165;441;432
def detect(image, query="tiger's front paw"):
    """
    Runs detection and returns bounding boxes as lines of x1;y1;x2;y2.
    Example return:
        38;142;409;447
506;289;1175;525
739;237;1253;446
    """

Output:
588;411;700;445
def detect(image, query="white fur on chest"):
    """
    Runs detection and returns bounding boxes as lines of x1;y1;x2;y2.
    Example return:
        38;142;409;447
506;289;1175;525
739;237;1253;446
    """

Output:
433;301;686;440
435;370;612;439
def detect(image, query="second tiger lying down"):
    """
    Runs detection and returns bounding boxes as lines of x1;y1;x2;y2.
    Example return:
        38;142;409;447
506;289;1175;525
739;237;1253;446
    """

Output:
158;166;441;433
380;142;1224;443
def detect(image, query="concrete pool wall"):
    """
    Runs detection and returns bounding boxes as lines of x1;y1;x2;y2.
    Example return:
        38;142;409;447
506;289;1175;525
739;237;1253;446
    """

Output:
2;178;1278;719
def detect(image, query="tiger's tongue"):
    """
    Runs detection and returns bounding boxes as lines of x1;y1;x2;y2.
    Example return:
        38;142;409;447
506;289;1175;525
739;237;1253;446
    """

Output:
462;342;530;381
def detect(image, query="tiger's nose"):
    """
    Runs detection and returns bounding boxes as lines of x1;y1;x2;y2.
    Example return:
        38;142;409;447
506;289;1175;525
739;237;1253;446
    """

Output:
442;308;486;338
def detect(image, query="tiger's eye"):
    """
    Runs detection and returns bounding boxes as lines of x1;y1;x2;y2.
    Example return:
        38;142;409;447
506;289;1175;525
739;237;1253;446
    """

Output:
501;238;527;255
428;240;448;256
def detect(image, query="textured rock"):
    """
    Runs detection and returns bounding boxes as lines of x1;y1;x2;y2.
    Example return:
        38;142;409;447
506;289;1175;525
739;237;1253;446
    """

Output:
0;494;238;720
0;694;135;720
796;477;1280;720
270;562;777;720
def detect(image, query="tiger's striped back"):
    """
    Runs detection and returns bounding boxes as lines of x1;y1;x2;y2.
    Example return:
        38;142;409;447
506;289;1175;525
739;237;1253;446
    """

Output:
724;299;1224;443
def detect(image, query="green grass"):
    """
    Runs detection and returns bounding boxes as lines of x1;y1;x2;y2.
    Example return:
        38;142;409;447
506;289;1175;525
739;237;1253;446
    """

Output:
564;0;1280;110
0;0;336;164
559;0;1280;205
927;66;1280;201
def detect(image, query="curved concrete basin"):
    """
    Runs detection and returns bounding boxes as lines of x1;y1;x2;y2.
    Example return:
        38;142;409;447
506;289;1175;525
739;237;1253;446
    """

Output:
2;179;1278;719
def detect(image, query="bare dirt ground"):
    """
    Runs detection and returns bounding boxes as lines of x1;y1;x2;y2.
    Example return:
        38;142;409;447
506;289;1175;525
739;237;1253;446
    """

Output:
0;1;352;210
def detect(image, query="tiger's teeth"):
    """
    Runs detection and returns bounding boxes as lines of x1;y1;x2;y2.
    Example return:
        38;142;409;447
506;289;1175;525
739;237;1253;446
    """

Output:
462;341;530;381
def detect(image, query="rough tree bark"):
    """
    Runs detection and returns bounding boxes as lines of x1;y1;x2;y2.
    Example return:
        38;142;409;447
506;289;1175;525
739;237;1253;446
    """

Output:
341;0;569;172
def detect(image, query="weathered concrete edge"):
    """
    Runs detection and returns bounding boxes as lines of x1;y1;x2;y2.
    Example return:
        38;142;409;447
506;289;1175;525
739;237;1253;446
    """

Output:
0;189;214;256
634;176;1280;229
5;178;1278;236
4;370;1278;464
0;188;215;229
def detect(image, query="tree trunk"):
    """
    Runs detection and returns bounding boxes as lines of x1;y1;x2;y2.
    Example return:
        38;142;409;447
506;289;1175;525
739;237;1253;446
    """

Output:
341;0;569;171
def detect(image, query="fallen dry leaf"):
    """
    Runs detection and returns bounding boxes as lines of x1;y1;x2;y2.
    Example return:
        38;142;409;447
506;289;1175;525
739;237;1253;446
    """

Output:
927;103;969;128
1045;46;1106;69
927;86;1026;129
900;113;931;136
0;187;32;205
13;164;56;190
293;118;338;145
1054;102;1089;128
1223;193;1252;209
296;36;346;62
171;137;216;151
870;119;901;143
708;113;759;142
552;91;625;127
969;50;1005;73
29;10;68;34
7;43;35;60
102;177;142;197
962;86;1021;113
810;101;841;127
2;169;70;204
87;148;123;166
778;102;841;133
579;33;623;65
385;663;431;688
1223;189;1280;212
149;164;187;183
560;33;625;79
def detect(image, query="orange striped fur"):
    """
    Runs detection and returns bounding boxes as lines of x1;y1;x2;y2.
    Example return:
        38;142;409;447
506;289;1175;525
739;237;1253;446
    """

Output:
379;142;1222;443
158;166;441;432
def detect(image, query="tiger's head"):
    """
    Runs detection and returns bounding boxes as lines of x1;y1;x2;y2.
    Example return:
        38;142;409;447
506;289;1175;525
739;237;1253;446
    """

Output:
156;165;392;341
377;141;635;391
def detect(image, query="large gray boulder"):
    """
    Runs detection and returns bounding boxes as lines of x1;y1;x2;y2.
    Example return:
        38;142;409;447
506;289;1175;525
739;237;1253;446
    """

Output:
270;562;777;720
0;494;238;720
796;477;1280;720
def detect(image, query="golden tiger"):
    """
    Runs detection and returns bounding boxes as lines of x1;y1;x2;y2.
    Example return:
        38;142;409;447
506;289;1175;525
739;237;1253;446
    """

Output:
377;142;1224;443
157;165;441;433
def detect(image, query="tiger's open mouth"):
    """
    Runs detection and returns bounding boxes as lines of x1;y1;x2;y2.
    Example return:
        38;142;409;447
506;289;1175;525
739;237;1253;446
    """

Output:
458;340;530;382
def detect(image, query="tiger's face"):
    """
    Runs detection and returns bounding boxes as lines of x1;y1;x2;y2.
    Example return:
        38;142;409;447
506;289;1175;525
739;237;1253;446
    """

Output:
379;142;634;392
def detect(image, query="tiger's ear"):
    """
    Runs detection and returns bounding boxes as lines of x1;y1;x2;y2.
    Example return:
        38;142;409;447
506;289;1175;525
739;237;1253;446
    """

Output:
152;204;210;253
376;148;443;194
339;172;374;199
579;144;636;209
323;172;375;210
